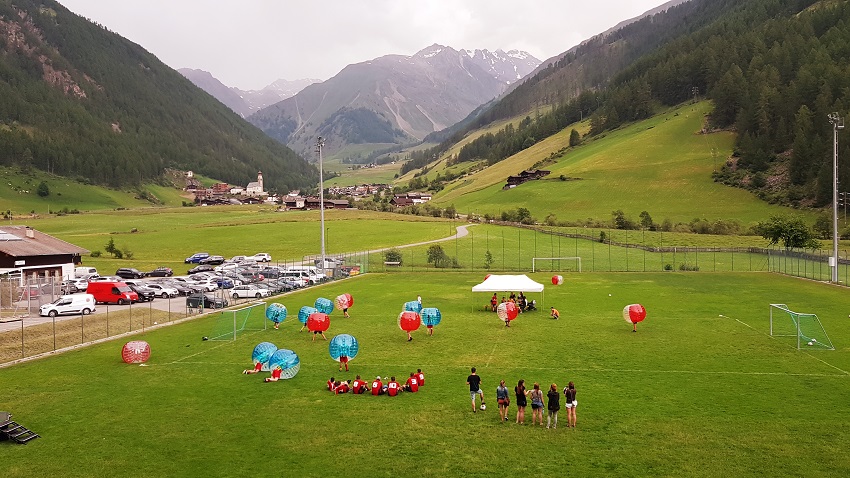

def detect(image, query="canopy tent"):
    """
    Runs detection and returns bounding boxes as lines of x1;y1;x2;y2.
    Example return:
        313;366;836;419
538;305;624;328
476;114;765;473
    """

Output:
471;274;544;310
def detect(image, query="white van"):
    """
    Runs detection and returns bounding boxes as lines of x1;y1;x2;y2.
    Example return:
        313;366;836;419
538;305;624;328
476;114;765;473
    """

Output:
75;267;98;278
39;294;96;317
287;265;326;282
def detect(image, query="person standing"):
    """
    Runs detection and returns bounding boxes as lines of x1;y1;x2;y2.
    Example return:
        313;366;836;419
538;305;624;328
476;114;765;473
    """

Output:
564;381;578;428
546;383;560;429
496;380;510;422
529;382;544;426
467;367;485;412
338;354;349;372
514;379;530;424
490;293;498;312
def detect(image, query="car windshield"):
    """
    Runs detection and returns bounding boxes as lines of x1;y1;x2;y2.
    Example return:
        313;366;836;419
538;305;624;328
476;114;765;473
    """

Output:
117;286;132;293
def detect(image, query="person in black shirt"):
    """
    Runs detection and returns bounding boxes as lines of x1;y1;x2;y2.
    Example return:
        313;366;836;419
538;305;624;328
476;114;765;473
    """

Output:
466;367;485;412
514;379;530;424
546;383;560;429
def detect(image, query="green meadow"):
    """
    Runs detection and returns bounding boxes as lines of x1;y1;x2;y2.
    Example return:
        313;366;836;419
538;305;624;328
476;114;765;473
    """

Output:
2;271;849;477
434;102;799;225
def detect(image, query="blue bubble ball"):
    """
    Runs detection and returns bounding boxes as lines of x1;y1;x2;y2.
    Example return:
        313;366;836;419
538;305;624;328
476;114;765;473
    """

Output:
315;297;334;314
267;348;300;379
421;307;442;327
328;334;359;362
265;303;288;324
298;306;318;324
404;300;422;314
252;342;278;371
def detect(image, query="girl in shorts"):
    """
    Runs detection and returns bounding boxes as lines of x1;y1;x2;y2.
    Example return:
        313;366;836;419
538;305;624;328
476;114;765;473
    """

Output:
515;379;529;424
496;380;510;422
529;382;544;427
564;381;577;428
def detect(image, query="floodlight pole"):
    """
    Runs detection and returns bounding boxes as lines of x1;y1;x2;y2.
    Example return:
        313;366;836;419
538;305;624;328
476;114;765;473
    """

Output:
829;113;844;283
316;137;326;275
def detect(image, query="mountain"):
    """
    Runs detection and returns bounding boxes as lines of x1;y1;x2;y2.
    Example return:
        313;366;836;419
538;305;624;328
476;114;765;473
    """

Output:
178;70;321;118
247;45;540;156
0;0;317;193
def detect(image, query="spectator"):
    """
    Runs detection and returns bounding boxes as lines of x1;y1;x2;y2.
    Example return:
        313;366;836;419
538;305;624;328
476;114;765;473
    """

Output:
496;380;510;422
515;379;530;424
467;367;485;412
546;383;560;429
530;382;544;427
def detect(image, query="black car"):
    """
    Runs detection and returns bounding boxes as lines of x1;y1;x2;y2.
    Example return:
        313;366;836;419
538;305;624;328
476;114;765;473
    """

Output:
115;268;144;279
199;255;225;265
258;268;281;279
128;284;156;302
144;267;174;277
187;264;214;275
186;293;228;309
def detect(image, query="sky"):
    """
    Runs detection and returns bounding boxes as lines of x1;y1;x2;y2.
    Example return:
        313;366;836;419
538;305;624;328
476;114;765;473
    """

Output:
58;0;669;90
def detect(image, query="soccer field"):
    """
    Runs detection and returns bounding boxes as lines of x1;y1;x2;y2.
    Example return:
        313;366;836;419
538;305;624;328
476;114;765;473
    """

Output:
2;272;849;477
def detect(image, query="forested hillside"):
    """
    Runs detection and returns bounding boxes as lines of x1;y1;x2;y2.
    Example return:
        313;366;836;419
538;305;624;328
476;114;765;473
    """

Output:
0;0;317;192
413;0;849;209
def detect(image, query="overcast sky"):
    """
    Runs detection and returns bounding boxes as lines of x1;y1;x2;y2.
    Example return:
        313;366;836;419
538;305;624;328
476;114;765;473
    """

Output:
58;0;668;90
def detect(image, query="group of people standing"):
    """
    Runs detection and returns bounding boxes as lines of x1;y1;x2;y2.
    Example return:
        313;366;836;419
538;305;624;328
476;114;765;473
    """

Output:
469;367;577;429
489;292;531;312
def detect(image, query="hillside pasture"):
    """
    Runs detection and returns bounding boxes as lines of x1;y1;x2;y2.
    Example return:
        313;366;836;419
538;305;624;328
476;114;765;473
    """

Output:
1;272;849;477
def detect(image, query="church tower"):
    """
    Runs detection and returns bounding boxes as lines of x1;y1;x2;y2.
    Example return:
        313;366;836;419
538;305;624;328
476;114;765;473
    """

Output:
257;171;263;192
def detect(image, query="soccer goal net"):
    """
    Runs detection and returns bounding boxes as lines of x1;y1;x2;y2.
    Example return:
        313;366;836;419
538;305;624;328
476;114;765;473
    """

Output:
532;257;582;272
209;301;267;341
769;303;834;350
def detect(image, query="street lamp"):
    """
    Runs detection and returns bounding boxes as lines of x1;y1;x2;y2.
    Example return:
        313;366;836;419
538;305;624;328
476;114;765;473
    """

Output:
828;112;844;283
316;136;326;274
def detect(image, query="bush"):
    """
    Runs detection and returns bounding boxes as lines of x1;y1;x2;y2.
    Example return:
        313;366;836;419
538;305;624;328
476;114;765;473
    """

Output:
679;263;700;271
384;248;403;265
663;264;673;271
90;251;102;258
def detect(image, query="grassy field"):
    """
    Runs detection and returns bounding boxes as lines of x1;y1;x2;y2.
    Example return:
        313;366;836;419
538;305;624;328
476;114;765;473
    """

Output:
16;208;457;273
1;271;849;477
0;166;187;213
432;102;801;225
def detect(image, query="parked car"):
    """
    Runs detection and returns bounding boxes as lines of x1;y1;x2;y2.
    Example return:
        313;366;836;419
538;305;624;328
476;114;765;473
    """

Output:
71;277;90;291
144;267;173;277
279;271;310;287
229;255;248;263
128;284;156;302
74;267;98;278
184;252;210;264
39;294;96;317
115;268;145;279
215;277;234;289
250;253;272;263
258;267;281;279
86;281;139;305
214;262;241;272
186;293;228;309
200;255;225;265
188;264;214;275
143;283;179;298
190;277;219;292
60;280;79;294
154;279;198;296
230;285;271;299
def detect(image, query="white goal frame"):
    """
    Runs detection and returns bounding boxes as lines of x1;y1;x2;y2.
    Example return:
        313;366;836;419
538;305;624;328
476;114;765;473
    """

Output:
210;301;267;341
532;257;581;273
769;303;834;350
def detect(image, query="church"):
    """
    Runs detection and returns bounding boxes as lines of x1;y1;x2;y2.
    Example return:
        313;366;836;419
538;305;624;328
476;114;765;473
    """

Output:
245;171;266;197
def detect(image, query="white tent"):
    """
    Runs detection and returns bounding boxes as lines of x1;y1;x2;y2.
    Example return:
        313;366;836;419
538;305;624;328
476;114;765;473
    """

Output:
471;274;544;309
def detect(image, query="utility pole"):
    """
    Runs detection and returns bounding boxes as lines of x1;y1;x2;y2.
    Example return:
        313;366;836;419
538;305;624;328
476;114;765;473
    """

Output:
316;136;326;275
828;113;844;283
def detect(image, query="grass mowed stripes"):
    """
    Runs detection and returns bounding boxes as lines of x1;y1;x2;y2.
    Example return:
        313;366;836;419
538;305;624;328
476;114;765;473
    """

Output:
2;272;849;477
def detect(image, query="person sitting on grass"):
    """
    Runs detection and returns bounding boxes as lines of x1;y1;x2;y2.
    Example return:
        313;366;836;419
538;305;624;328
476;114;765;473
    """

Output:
264;365;282;382
550;307;560;320
387;376;401;396
416;368;425;387
351;375;368;394
327;377;335;391
334;380;350;394
371;376;385;396
403;372;419;392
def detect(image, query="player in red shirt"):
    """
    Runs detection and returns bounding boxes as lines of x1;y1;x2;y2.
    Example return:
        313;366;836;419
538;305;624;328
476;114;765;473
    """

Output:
242;362;263;374
416;368;425;386
351;375;367;394
371;376;384;395
387;376;401;396
339;355;349;372
334;380;350;394
264;366;282;382
404;372;419;392
327;377;335;391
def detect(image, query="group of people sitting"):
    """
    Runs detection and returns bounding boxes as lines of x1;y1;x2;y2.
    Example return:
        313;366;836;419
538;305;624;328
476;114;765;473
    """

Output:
327;369;425;396
490;292;536;312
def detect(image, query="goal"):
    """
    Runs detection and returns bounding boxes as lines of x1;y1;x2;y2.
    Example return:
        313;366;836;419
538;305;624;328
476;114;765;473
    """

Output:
532;257;581;273
769;303;834;350
209;301;267;341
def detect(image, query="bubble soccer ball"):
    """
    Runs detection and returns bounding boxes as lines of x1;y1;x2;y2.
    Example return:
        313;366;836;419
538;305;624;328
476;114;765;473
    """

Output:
398;311;421;332
298;306;318;325
623;304;647;325
329;334;359;362
121;340;151;364
552;275;564;285
265;303;288;325
404;300;423;314
252;341;278;371
267;348;301;379
335;293;353;311
421;307;442;328
497;302;519;321
314;297;334;315
307;312;331;332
